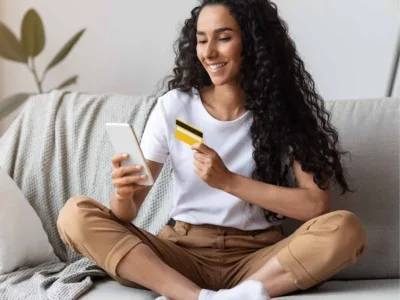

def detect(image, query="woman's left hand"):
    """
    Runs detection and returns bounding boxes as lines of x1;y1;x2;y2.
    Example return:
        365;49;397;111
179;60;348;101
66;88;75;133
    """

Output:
191;143;233;191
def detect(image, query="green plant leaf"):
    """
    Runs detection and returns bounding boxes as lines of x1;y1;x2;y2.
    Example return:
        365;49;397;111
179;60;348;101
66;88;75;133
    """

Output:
21;9;45;58
0;93;32;121
45;28;85;72
0;22;27;63
54;75;78;90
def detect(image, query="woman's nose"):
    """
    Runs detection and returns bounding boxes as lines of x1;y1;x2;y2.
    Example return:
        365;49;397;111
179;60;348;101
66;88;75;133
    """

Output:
204;41;217;59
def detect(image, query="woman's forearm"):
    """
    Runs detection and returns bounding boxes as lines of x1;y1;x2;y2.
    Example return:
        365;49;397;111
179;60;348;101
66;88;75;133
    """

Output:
109;192;138;224
224;173;327;221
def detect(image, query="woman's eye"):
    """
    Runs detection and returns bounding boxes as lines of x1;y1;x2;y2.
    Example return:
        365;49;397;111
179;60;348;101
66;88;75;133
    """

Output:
219;37;231;42
198;40;207;44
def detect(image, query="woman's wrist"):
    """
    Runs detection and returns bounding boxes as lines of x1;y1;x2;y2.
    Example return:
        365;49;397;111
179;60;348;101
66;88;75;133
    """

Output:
223;171;237;194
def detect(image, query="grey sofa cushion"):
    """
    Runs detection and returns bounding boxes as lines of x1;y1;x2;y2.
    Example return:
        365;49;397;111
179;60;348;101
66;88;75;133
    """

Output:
282;98;399;280
80;279;400;300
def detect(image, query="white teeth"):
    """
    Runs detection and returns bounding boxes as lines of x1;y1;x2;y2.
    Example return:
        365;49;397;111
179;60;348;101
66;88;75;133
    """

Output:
209;63;227;70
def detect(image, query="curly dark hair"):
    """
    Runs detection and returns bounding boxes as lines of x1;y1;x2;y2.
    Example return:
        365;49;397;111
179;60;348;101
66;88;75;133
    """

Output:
160;0;353;223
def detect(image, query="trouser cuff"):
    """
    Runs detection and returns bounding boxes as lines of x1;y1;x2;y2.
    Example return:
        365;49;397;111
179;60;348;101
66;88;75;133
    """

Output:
277;246;318;290
103;232;143;277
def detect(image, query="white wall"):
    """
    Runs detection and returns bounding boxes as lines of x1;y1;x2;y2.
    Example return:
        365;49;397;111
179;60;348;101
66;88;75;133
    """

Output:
393;59;400;96
392;46;400;96
274;0;400;99
0;0;197;97
0;0;399;134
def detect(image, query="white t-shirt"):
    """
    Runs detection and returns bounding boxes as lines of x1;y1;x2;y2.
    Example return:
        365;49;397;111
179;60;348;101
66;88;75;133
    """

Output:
141;88;274;230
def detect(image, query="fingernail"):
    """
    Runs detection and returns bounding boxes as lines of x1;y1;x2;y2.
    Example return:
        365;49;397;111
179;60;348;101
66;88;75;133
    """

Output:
136;165;142;169
141;174;146;178
122;153;128;157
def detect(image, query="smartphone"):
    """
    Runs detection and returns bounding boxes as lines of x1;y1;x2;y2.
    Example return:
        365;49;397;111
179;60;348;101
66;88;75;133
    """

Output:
105;123;154;186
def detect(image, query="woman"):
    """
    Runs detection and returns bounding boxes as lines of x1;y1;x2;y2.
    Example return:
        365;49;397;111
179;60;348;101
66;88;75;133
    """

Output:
57;1;366;299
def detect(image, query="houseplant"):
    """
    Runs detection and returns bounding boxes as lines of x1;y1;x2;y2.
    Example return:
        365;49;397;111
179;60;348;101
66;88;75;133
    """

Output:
0;9;85;121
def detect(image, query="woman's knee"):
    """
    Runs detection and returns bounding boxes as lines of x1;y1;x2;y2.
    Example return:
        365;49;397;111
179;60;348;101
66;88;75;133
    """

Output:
336;211;365;237
57;196;104;247
330;210;366;257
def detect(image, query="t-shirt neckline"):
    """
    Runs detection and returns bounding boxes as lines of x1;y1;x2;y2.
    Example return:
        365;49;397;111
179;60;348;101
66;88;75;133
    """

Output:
192;87;251;127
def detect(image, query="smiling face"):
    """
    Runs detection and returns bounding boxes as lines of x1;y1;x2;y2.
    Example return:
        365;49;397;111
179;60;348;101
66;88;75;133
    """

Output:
196;5;243;86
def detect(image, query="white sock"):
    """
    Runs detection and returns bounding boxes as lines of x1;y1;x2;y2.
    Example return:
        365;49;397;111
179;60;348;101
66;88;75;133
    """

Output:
155;296;168;300
198;289;216;300
198;280;270;300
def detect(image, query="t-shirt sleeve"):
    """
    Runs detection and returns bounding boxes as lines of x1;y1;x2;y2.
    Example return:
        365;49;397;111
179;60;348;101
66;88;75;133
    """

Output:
140;98;169;164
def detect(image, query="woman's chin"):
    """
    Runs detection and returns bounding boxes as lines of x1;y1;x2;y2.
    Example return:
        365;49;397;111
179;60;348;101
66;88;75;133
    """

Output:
210;77;239;87
210;76;229;86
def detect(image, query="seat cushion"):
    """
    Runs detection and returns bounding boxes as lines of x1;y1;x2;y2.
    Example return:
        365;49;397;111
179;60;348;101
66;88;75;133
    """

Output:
80;279;158;299
80;279;400;300
279;279;400;299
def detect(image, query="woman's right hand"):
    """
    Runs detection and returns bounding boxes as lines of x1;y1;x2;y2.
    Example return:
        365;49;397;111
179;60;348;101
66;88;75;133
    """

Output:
111;153;148;201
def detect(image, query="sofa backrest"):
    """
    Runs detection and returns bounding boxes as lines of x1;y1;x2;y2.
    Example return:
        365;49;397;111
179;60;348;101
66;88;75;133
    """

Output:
1;91;398;280
282;97;399;280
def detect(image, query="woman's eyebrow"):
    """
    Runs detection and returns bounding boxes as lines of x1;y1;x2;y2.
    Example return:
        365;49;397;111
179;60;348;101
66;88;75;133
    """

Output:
196;27;234;35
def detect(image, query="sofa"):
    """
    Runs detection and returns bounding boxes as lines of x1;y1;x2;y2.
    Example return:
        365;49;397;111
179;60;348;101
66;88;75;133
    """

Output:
0;91;398;300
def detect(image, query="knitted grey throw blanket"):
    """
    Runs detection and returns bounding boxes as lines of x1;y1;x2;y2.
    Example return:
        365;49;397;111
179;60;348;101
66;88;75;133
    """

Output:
0;90;174;299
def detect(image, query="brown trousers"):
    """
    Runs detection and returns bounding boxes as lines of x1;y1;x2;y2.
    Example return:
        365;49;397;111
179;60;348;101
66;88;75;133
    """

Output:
57;196;366;291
